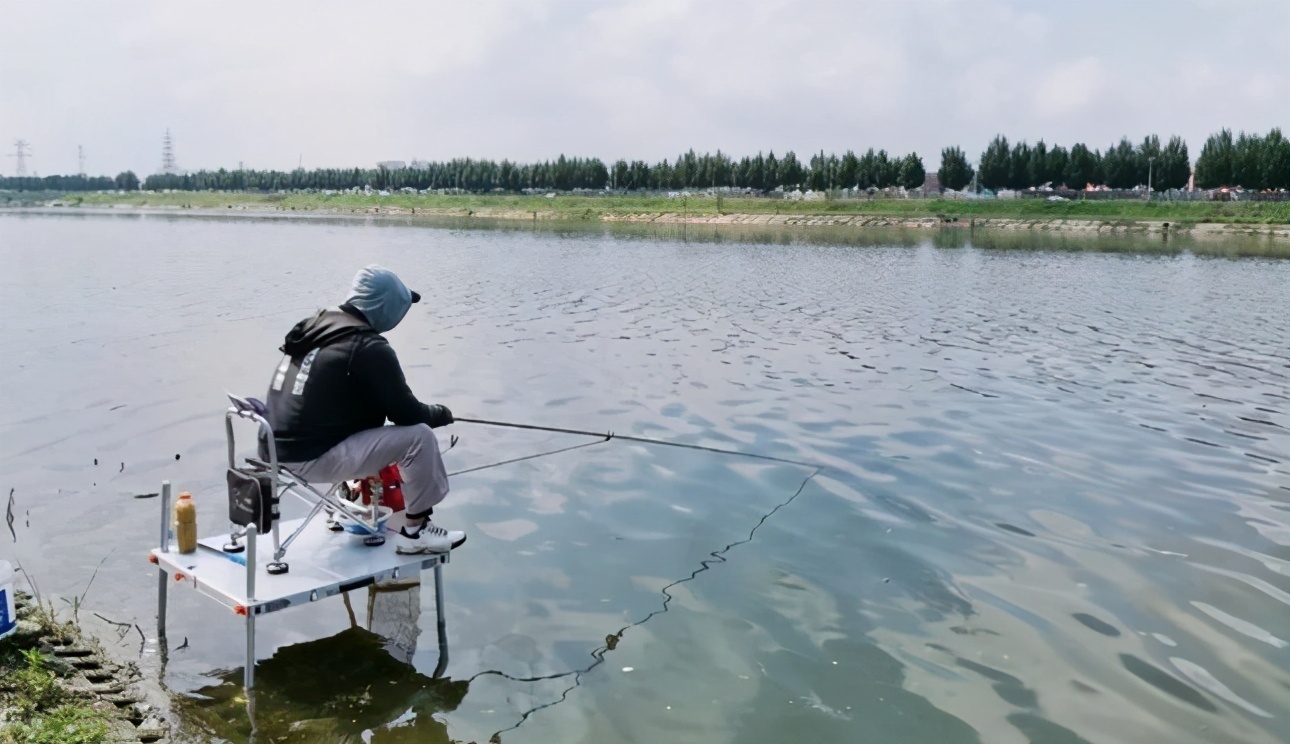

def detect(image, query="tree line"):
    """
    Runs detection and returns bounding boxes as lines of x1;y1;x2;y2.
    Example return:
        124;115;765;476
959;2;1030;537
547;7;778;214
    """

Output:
128;149;927;194
1;128;1284;194
1194;128;1289;190
939;127;1287;193
0;172;138;192
941;135;1192;192
141;156;612;194
610;149;925;192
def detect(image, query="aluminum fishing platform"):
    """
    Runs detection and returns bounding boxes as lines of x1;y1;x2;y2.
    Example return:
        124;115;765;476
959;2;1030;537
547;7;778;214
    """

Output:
150;396;454;689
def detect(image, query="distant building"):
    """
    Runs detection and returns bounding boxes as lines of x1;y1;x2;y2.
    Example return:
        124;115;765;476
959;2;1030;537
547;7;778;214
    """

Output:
920;173;941;195
409;159;431;170
377;160;407;171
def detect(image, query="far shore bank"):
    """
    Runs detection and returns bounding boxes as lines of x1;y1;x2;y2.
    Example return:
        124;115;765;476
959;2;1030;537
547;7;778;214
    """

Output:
5;191;1289;242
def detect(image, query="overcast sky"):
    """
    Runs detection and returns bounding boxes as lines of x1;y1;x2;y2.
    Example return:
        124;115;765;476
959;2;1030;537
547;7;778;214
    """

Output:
2;0;1286;176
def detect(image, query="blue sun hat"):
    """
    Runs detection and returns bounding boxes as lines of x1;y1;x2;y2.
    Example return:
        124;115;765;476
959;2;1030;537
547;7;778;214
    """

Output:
344;265;421;333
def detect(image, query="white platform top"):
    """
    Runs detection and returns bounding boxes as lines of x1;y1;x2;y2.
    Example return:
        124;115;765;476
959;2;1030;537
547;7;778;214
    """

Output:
151;516;448;616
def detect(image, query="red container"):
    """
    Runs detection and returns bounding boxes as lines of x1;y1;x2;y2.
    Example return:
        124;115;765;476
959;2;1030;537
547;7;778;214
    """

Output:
359;464;405;512
379;464;405;512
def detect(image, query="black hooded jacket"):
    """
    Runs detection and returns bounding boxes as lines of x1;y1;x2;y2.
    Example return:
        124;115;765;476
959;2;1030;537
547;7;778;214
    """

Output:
264;308;450;462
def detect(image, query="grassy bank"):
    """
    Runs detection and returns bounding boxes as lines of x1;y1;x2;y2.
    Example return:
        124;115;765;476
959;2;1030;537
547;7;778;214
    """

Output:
56;190;1290;225
0;191;66;207
0;591;160;743
0;601;113;744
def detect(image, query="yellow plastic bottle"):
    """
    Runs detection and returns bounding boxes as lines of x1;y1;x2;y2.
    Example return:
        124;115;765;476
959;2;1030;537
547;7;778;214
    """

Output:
174;492;197;554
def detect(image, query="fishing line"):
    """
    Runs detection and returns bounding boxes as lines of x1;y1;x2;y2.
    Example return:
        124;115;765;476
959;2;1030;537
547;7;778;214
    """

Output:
456;416;819;468
447;415;823;737
469;465;821;739
447;436;611;477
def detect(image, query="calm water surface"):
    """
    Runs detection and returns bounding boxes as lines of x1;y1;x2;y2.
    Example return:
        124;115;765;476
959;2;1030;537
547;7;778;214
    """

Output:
1;212;1288;743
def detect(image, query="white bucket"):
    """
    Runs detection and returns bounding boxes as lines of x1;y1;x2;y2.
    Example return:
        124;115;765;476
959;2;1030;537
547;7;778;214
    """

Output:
0;559;16;640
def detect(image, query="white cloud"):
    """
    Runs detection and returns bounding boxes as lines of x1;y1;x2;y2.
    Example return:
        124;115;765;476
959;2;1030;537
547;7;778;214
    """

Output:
1035;57;1107;118
1;0;1286;175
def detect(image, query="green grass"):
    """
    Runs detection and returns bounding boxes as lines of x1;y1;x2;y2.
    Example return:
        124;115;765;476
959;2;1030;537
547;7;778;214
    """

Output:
0;648;112;744
1;706;112;744
0;603;114;744
56;190;1290;225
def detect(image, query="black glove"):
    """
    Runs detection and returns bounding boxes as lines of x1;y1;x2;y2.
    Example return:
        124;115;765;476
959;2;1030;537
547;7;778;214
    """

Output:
427;404;454;428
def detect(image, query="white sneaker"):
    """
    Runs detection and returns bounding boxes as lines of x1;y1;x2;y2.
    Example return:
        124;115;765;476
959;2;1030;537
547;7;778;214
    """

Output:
395;519;466;554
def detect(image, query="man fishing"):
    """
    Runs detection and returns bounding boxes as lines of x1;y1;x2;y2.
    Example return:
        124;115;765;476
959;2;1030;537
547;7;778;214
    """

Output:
264;265;465;554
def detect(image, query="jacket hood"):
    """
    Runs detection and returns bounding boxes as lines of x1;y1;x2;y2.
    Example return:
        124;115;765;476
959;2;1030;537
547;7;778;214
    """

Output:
344;265;417;333
281;309;370;356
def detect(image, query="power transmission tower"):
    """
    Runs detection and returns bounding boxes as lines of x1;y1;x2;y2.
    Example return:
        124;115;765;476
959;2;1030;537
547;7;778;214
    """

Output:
10;140;31;177
78;145;86;177
161;129;177;174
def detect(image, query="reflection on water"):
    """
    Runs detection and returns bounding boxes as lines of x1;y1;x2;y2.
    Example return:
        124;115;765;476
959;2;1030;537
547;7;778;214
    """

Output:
13;206;1290;257
178;625;467;742
177;584;467;742
1;212;1288;744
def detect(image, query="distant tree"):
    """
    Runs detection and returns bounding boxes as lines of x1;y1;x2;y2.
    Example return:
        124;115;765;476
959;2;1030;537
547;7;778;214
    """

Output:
1102;137;1138;189
1137;135;1161;189
1046;145;1070;187
779;151;804;190
1156;136;1190;191
765;151;779;190
838;150;860;189
587;158;609;189
653;159;673;189
744;153;765;191
875;150;899;189
857;149;878;189
937;146;974;191
1195;128;1235;188
807;150;829;191
629;160;651;190
1064;143;1101;188
1027;140;1048;187
88;134;1275;198
1232;131;1265;189
898;152;926;190
977;135;1011;190
115;171;140;191
0;174;112;191
1008;141;1032;189
1264;128;1290;190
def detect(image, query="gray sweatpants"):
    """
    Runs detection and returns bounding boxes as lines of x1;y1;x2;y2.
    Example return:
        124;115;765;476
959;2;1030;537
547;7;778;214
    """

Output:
284;424;449;516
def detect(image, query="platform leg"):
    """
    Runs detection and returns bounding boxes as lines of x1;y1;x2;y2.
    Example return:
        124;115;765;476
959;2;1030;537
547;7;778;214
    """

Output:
157;481;171;640
245;523;257;690
157;569;168;640
433;562;448;677
245;688;258;744
245;613;255;690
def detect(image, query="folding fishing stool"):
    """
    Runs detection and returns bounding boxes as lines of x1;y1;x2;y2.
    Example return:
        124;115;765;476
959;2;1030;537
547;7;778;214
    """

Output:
222;394;390;575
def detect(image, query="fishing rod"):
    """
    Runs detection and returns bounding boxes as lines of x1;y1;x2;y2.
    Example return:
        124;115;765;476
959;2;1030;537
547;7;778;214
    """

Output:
455;416;818;468
447;436;609;477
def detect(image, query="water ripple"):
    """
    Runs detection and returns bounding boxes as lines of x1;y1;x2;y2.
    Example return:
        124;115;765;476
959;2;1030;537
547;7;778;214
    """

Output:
3;215;1288;743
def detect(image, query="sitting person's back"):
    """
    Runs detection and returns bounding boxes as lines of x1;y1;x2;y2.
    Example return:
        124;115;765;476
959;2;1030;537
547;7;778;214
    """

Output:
264;265;463;553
